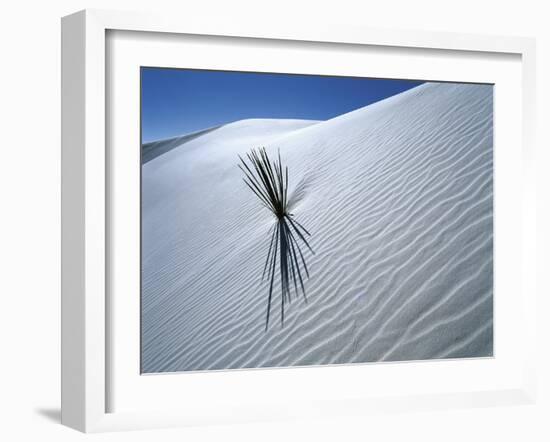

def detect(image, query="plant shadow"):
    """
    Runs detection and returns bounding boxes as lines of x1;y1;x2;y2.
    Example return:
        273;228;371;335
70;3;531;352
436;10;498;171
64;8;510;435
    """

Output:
239;147;314;330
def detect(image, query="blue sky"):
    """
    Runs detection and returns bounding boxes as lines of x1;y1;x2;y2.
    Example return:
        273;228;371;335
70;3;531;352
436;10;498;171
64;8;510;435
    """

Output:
141;68;423;143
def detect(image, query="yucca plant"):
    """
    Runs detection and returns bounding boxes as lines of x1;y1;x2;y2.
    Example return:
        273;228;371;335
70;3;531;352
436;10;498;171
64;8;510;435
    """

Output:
239;147;314;330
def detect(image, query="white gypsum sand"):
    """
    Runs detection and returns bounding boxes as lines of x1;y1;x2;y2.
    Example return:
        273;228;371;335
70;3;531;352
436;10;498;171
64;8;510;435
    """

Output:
141;82;493;373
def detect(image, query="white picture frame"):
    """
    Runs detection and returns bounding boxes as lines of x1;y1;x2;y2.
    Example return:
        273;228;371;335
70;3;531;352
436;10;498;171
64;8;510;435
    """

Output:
61;9;537;433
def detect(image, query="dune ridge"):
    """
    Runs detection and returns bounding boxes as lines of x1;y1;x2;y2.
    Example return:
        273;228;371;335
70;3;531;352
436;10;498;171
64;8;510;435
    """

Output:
141;82;493;373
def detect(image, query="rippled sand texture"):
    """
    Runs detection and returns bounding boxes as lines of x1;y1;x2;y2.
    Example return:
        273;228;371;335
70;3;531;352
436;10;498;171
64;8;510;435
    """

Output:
141;82;493;373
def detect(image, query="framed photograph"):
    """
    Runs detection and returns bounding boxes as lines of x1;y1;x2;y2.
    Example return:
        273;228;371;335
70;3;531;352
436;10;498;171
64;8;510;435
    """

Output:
61;9;537;432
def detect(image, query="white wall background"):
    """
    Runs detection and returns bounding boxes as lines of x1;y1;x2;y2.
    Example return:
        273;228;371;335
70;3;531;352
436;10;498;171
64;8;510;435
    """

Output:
0;1;547;440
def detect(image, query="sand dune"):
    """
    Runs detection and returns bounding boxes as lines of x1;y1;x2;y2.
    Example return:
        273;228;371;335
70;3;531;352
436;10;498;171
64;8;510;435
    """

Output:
141;82;493;373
